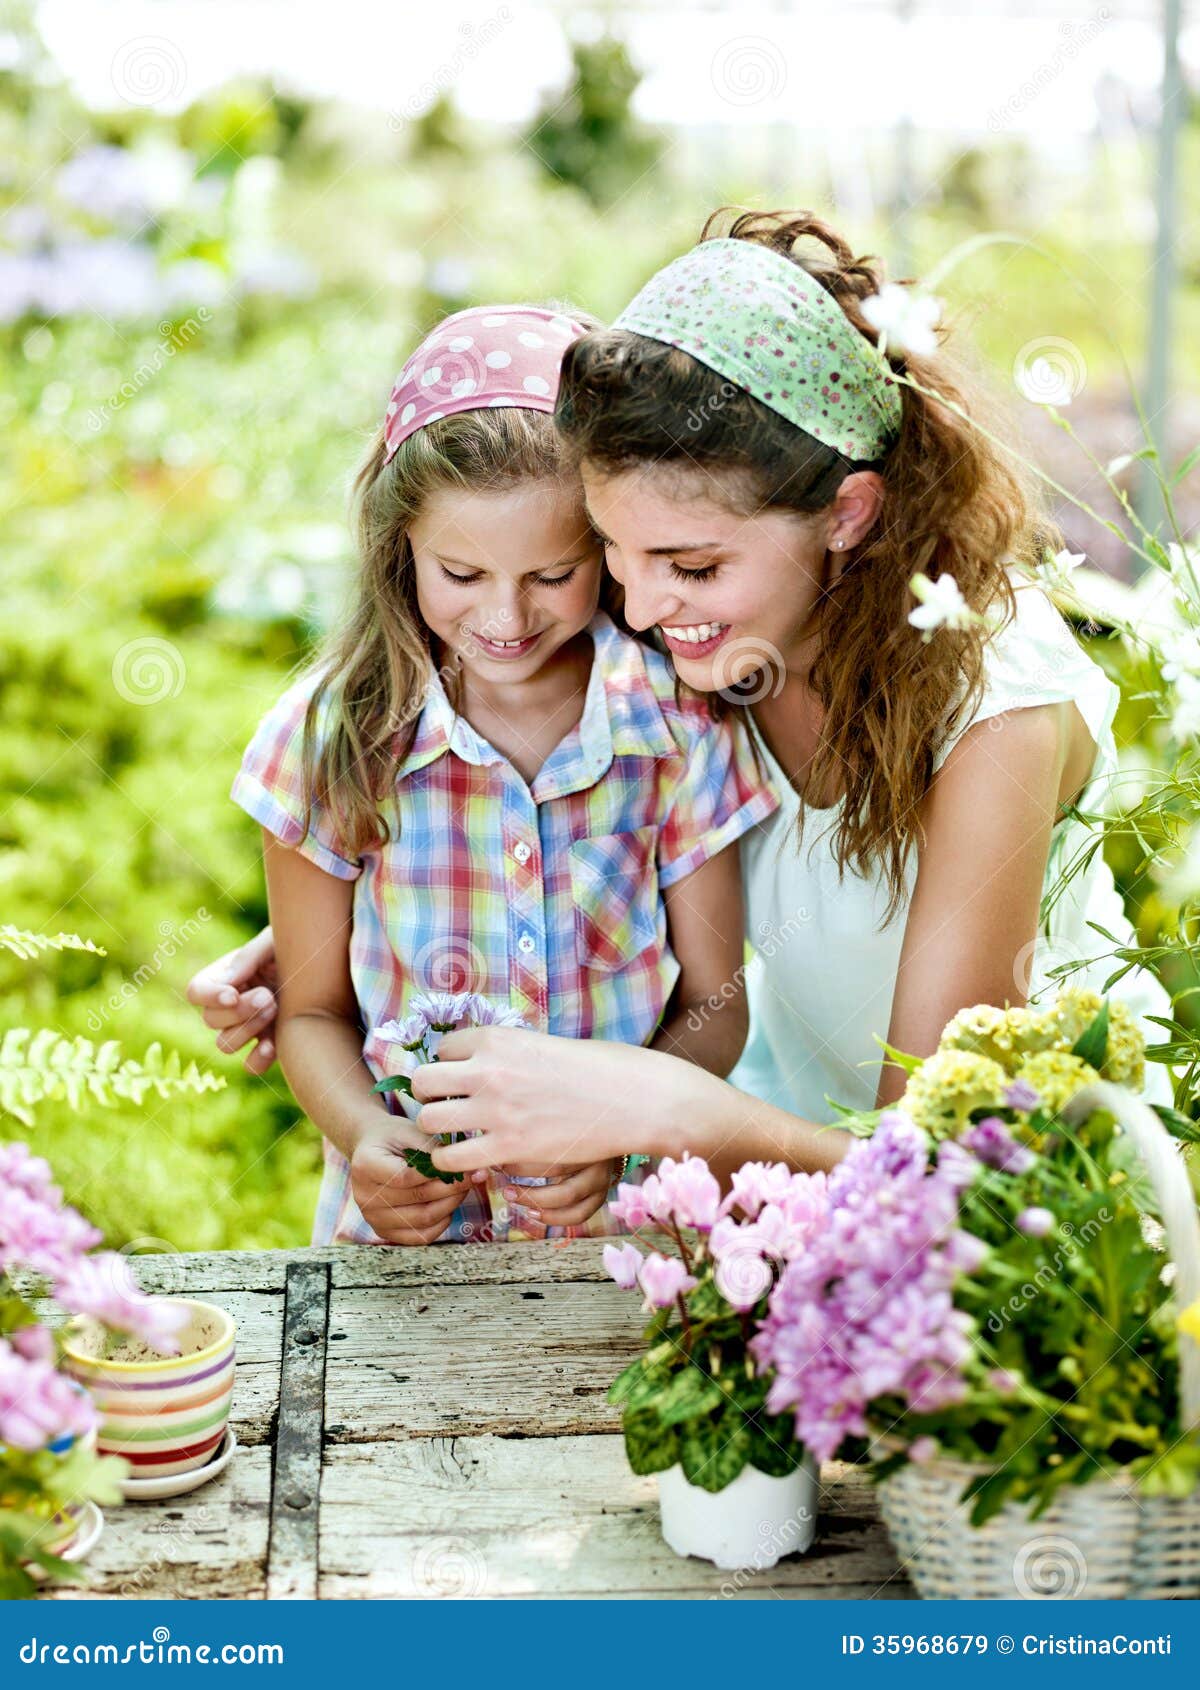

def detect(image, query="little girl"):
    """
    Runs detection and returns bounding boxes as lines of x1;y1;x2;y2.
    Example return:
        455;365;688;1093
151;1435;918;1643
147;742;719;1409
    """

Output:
230;303;778;1246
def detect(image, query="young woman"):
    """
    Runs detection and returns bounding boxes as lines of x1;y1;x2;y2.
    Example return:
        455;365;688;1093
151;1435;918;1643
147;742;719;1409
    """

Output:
191;211;1171;1208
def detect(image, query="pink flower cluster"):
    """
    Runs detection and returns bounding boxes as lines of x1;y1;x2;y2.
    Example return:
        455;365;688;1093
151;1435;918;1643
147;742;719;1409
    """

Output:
0;1140;187;1367
751;1114;981;1462
0;1333;97;1451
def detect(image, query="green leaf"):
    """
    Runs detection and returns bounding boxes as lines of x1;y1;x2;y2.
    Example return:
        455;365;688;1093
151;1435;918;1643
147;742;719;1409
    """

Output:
679;1411;752;1493
372;1073;413;1097
623;1408;679;1476
746;1412;805;1477
1071;999;1109;1070
401;1147;461;1185
608;1355;648;1406
1170;444;1200;486
656;1366;725;1426
1152;1104;1200;1144
871;1037;923;1076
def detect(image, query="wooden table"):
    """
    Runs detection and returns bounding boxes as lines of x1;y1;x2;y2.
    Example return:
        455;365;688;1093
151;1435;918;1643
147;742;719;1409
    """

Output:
41;1243;913;1600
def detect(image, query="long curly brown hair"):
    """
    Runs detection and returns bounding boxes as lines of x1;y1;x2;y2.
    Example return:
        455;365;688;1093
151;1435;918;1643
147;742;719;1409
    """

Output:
555;208;1058;919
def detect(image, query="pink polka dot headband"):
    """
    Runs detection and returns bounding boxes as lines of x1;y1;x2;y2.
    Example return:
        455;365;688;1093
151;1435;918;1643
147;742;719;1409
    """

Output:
382;304;588;464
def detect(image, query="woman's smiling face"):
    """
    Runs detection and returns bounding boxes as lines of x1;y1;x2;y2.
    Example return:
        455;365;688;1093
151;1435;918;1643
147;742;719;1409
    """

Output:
581;461;884;688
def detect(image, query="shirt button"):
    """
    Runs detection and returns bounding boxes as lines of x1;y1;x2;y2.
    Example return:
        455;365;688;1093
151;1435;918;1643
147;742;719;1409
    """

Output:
512;841;532;864
517;933;536;955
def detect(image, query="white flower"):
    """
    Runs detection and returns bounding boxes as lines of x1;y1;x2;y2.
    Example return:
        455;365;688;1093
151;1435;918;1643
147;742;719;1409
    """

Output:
908;572;980;636
1040;548;1086;592
862;284;942;358
1169;670;1200;743
1160;629;1200;685
1105;453;1134;477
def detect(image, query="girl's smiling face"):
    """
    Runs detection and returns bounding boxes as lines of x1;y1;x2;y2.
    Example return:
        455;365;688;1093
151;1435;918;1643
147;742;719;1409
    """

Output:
581;462;883;686
409;478;603;682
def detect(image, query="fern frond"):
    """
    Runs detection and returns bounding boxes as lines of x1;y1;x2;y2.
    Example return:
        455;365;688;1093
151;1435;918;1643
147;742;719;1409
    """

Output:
0;1028;225;1124
0;927;107;962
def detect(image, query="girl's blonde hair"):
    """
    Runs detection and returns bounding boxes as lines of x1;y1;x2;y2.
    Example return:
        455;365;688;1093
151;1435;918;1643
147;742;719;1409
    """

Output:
299;310;618;857
556;208;1060;919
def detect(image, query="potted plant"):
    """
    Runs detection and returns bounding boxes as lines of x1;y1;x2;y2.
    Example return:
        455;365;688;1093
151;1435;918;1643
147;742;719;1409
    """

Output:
601;1157;818;1571
751;987;1200;1599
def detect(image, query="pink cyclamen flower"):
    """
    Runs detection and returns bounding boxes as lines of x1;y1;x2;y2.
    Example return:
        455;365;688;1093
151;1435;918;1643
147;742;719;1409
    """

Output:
0;1142;59;1203
654;1155;722;1230
0;1339;98;1451
603;1241;644;1290
0;1184;101;1280
610;1181;653;1230
638;1253;697;1310
53;1253;188;1355
722;1160;796;1220
908;1435;940;1464
1016;1207;1055;1238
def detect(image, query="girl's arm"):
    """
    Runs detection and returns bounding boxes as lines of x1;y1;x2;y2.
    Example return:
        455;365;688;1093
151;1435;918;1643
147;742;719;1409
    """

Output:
185;925;279;1073
880;703;1071;1101
650;841;749;1077
261;830;461;1245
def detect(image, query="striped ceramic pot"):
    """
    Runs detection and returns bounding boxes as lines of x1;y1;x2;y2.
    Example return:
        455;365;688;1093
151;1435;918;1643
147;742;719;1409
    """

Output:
61;1300;236;1478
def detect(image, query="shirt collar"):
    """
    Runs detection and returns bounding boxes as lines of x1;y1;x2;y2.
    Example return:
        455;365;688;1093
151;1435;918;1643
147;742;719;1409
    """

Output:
392;610;679;791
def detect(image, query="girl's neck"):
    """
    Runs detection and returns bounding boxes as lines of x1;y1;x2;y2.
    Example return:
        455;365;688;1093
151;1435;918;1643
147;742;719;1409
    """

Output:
441;628;596;785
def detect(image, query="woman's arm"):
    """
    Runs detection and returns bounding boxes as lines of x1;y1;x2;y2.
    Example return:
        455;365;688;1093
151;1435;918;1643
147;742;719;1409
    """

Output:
411;1025;849;1183
261;830;460;1244
650;842;749;1077
880;703;1070;1103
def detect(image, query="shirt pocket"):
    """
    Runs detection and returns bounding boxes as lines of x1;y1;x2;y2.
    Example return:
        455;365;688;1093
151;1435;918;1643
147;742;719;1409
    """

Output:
568;826;661;973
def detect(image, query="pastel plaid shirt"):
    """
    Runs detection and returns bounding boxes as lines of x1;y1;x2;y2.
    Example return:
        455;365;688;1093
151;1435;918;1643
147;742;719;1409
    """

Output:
231;609;778;1245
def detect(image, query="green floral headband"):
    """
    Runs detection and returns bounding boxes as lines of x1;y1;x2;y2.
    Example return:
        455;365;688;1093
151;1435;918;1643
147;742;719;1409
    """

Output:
612;237;903;461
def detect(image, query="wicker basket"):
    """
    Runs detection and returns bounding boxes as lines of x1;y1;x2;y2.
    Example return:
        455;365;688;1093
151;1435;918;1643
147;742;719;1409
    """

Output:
877;1081;1200;1599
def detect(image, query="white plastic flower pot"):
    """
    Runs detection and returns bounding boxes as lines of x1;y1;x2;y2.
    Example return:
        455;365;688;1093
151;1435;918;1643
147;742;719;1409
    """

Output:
657;1458;818;1571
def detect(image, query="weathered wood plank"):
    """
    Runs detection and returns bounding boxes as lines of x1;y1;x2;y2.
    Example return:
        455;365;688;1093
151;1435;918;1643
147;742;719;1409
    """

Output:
317;1437;910;1599
41;1446;272;1600
266;1260;330;1601
324;1280;644;1440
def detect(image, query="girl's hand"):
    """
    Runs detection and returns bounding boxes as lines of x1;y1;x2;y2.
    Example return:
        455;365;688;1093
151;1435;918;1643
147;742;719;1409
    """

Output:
351;1116;475;1246
185;926;280;1075
501;1158;620;1230
410;1025;718;1174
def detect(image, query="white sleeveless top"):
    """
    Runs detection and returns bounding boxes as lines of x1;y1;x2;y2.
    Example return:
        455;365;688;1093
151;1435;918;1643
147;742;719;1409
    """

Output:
727;581;1173;1116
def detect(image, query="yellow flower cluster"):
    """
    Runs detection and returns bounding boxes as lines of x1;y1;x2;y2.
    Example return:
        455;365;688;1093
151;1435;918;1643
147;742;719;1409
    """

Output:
940;987;1144;1088
901;1049;1008;1136
900;988;1147;1132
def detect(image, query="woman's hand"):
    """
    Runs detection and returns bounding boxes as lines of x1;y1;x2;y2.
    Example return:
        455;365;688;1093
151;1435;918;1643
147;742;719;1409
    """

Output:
500;1158;620;1230
185;926;280;1075
351;1115;478;1245
410;1025;716;1174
